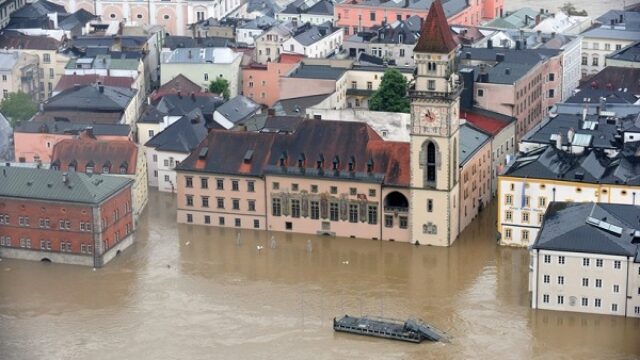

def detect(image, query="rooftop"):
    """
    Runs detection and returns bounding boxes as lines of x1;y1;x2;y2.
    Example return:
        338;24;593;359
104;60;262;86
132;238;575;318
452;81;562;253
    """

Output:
414;0;458;53
0;31;61;50
44;84;135;112
214;95;261;126
288;63;347;80
338;0;468;18
15;120;131;136
581;27;640;42
533;202;640;260
459;123;490;165
145;109;209;153
51;138;138;174
273;93;331;115
54;74;134;94
503;146;640;185
0;165;132;204
606;40;640;63
161;47;240;64
579;67;640;96
462;107;515;135
152;74;203;101
280;0;334;16
291;22;340;47
177;119;410;186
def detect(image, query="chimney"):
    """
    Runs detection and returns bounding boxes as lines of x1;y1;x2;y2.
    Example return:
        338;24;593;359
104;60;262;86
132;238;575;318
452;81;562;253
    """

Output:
535;14;541;25
540;8;544;14
496;53;505;62
62;172;68;184
487;39;493;49
267;108;275;116
554;133;563;150
190;92;196;101
98;84;104;93
366;158;374;174
505;68;511;75
582;106;588;121
85;126;94;138
515;40;521;50
188;50;192;59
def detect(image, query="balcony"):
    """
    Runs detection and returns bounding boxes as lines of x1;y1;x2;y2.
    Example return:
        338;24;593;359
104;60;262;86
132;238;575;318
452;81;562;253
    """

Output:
384;206;409;214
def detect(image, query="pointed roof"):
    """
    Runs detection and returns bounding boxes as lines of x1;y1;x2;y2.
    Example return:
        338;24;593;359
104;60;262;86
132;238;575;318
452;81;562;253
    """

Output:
414;0;457;54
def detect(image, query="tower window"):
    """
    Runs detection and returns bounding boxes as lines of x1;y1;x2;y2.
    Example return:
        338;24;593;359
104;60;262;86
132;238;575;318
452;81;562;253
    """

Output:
421;141;437;187
428;80;436;90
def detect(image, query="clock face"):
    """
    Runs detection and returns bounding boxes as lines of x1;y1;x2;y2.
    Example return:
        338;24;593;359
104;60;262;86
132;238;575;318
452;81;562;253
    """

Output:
424;109;436;123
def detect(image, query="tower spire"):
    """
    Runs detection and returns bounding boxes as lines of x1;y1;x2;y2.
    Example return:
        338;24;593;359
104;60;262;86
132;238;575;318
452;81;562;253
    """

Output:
414;0;458;53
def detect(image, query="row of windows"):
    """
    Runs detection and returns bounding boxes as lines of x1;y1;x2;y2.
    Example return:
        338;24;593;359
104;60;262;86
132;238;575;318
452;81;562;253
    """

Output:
503;228;529;241
542;274;623;292
6;216;90;232
186;213;260;229
185;195;256;211
504;210;544;224
271;182;376;197
543;254;623;269
0;236;77;253
271;199;389;226
185;176;255;192
583;42;623;51
542;294;625;312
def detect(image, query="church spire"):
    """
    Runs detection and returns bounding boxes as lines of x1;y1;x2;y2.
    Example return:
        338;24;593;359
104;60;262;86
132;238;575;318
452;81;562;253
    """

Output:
414;0;458;54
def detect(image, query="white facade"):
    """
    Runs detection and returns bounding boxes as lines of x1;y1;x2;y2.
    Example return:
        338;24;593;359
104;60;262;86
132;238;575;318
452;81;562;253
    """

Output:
276;12;335;26
559;36;582;102
235;27;264;46
530;249;640;318
144;147;188;193
498;176;640;247
282;28;343;58
581;32;640;77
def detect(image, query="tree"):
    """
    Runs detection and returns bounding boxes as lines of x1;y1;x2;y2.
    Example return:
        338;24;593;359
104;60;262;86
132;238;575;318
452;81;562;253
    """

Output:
0;91;37;127
208;77;230;100
559;2;588;16
368;68;410;113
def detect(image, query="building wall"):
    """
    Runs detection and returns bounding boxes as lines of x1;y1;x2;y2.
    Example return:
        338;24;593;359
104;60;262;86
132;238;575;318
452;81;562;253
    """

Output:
606;57;640;69
255;29;290;64
160;58;242;98
5;48;70;101
0;0;27;28
489;123;515;194
0;182;134;267
0;51;40;102
345;68;412;108
530;249;640;318
176;171;267;230
540;55;562;113
266;175;387;239
581;35;636;77
147;149;189;192
279;77;336;101
276;12;336;26
497;176;640;247
242;62;298;107
13;132;131;164
282;29;344;59
560;37;582;101
236;28;264;46
56;0;242;36
459;140;492;233
132;145;148;221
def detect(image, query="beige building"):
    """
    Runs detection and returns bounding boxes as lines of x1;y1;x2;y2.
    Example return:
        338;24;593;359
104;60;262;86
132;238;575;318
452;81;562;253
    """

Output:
0;51;40;101
458;123;492;233
0;32;71;101
254;23;295;64
530;202;640;318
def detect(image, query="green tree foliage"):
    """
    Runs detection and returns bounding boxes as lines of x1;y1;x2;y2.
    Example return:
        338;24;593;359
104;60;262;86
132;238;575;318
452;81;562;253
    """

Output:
208;77;230;100
559;2;588;16
0;92;37;127
368;69;410;113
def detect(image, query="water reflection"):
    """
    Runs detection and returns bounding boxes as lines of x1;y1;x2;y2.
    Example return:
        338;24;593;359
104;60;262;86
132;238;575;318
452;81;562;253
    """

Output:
0;190;638;359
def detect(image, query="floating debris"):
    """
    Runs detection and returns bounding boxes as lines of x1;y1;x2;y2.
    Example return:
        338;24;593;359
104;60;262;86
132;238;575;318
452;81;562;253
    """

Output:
306;239;313;253
236;232;242;246
333;315;449;343
270;236;277;249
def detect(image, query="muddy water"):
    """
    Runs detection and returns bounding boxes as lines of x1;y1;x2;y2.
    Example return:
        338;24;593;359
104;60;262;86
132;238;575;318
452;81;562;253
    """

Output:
0;190;638;359
506;0;638;19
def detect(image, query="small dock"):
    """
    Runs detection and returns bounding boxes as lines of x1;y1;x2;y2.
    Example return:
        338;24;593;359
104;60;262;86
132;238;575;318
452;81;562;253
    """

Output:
333;315;449;344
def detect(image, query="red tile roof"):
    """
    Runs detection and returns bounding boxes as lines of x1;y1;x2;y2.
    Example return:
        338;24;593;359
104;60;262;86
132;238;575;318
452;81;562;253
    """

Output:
51;137;138;174
0;32;60;50
54;74;135;93
152;74;203;101
279;53;305;64
414;0;457;54
463;108;515;135
178;119;410;187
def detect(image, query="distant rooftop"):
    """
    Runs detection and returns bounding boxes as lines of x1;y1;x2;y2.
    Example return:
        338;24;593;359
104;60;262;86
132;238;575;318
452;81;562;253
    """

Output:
459;123;490;165
288;63;347;80
606;40;640;63
161;47;241;64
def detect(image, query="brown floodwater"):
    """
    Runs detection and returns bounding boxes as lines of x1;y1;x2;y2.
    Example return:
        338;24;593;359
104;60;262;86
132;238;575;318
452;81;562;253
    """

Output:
1;190;638;359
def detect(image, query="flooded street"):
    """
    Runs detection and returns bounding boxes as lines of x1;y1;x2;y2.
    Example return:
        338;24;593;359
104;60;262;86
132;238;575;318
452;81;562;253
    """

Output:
1;190;638;359
506;0;637;18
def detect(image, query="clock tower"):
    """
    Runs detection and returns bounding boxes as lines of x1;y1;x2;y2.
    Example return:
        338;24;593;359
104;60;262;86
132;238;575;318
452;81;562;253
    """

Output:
409;0;461;246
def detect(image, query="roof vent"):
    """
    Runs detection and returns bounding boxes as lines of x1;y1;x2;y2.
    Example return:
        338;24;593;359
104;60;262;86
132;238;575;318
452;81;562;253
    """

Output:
505;68;511;75
198;147;208;159
574;171;584;180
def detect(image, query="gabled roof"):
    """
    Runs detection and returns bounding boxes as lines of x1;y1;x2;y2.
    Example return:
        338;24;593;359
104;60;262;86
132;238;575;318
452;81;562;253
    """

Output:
459;123;490;165
414;0;457;53
288;63;347;80
273;94;330;115
156;93;223;118
152;74;202;101
44;84;135;112
580;66;640;95
607;40;640;63
0;166;132;205
533;202;640;259
462;107;515;135
51;138;138;174
10;0;66;19
0;31;61;50
15;120;131;136
214;95;261;126
54;74;134;93
145;109;208;153
177;119;410;186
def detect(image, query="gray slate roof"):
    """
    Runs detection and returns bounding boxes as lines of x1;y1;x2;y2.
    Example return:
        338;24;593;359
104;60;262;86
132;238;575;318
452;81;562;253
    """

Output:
504;146;640;185
288;63;346;80
339;0;467;18
607;40;640;63
459;123;490;165
0;166;132;204
292;22;339;46
44;84;135;112
533;202;640;260
582;27;640;41
273;94;330;115
280;0;334;16
145;109;208;153
15;120;131;136
214;95;261;124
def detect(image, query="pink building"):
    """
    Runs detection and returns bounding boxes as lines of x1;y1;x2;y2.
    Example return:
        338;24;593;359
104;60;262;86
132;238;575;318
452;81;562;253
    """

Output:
175;118;412;242
458;123;492;233
335;0;503;35
242;61;300;107
13;124;132;164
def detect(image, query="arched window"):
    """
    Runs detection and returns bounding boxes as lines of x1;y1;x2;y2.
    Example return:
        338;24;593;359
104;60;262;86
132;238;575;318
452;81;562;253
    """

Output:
427;62;437;72
421;141;437;187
